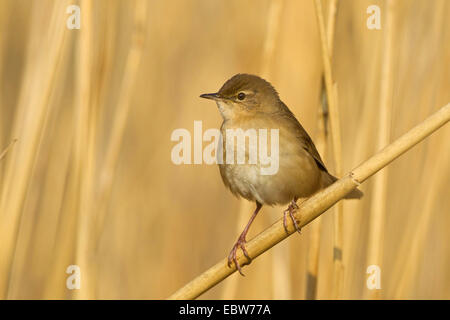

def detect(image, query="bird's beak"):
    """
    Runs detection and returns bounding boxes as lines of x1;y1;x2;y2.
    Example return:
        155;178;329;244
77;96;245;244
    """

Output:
200;92;221;101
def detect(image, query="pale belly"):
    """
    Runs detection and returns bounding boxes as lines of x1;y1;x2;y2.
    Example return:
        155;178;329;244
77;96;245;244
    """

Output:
219;148;322;206
218;116;323;206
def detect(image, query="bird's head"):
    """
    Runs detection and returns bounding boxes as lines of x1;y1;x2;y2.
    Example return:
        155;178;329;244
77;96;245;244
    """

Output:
200;74;281;120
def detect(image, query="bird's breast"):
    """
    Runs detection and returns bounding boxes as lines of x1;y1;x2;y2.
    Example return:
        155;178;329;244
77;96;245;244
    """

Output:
218;118;322;206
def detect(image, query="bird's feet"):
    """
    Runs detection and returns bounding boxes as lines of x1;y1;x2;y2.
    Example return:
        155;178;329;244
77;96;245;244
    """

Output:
283;200;301;234
227;234;251;276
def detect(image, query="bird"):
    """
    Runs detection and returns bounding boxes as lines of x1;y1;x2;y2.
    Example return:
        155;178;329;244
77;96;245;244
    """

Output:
200;74;362;275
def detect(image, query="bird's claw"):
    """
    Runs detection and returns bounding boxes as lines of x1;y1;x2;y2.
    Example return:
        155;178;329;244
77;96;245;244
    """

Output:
227;236;251;276
283;200;301;234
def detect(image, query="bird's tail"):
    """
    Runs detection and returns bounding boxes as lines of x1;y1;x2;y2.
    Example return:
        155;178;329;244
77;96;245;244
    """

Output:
321;171;363;199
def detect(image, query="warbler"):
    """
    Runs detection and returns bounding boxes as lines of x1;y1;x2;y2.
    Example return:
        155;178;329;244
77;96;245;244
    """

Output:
200;74;362;275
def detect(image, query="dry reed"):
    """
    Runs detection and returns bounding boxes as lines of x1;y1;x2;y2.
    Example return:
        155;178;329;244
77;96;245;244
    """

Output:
306;0;339;300
0;0;70;298
313;0;345;299
365;0;394;300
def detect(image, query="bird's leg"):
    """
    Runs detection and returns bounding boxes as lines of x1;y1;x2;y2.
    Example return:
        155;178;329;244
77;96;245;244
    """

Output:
283;198;301;234
228;202;262;276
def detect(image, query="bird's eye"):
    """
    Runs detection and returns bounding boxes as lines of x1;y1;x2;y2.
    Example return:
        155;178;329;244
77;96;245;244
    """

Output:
237;92;246;100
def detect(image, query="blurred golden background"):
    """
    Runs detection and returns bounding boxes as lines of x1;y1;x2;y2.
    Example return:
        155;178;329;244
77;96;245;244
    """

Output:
0;0;449;299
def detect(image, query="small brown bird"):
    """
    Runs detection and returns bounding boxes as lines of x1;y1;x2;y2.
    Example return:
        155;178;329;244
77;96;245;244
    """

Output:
200;74;362;275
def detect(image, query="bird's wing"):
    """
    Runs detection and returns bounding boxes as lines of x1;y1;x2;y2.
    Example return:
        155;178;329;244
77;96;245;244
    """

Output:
276;101;329;173
298;126;328;173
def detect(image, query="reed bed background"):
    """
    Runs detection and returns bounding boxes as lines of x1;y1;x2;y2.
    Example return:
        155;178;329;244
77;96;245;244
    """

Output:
0;0;449;299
